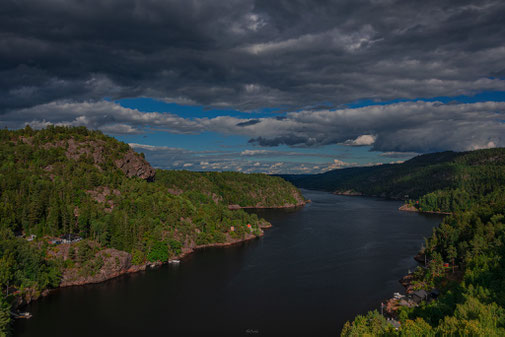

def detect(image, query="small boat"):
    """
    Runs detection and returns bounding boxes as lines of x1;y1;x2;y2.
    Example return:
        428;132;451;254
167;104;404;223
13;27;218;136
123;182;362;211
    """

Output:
11;311;32;319
168;259;180;264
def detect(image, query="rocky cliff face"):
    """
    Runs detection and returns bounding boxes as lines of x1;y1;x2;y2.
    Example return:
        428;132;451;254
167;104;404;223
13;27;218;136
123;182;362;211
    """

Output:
23;135;156;181
115;149;156;181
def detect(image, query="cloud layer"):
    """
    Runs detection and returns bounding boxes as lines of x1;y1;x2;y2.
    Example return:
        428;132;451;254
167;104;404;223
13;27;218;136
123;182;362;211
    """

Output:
2;0;505;173
3;99;504;154
2;0;505;112
128;143;377;174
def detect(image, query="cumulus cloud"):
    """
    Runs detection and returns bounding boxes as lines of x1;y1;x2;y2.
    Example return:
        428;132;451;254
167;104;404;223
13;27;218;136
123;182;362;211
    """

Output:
343;135;377;146
240;149;270;156
127;142;378;174
3;99;505;154
0;100;201;134
324;159;355;171
2;0;505;175
242;101;505;153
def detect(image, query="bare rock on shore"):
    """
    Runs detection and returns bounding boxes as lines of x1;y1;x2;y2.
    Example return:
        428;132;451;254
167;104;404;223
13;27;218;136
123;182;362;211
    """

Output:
399;204;418;212
60;248;135;287
399;273;416;294
414;251;426;264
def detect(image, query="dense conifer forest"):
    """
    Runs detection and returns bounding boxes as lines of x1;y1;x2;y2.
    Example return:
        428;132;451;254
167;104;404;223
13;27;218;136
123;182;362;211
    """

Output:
282;149;505;206
0;126;304;336
284;149;505;335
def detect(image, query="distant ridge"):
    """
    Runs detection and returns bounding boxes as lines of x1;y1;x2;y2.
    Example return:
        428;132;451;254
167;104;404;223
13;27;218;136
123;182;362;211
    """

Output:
280;148;505;201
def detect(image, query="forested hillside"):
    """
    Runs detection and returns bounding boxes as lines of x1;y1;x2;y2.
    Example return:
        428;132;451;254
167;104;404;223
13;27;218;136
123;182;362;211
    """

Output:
313;149;505;335
282;148;505;213
156;170;305;208
0;126;303;336
281;151;462;198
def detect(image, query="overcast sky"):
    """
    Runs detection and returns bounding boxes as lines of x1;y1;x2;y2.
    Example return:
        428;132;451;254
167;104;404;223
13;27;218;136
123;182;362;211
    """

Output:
1;0;505;173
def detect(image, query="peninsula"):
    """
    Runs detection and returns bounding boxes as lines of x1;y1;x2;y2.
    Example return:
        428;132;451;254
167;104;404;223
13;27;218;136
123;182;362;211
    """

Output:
0;126;305;334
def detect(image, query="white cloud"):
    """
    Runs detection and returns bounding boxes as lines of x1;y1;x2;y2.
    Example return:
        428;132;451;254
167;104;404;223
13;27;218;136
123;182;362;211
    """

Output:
469;141;497;150
322;159;355;171
6;99;505;155
240;149;269;156
343;134;376;146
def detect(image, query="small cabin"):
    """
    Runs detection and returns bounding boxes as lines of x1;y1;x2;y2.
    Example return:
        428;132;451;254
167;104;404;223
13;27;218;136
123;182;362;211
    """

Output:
411;290;428;304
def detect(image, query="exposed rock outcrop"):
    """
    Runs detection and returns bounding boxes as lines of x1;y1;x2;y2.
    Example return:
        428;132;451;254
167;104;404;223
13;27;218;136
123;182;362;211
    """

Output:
23;136;156;181
86;187;121;212
115;149;156;181
399;204;451;215
399;204;418;212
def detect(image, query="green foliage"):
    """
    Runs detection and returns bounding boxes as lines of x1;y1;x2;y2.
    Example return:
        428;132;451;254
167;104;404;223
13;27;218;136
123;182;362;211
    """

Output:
131;249;145;265
155;169;304;208
147;242;169;262
341;310;394;336
0;126;302;334
69;241;103;277
339;147;505;336
0;294;10;337
283;148;505;211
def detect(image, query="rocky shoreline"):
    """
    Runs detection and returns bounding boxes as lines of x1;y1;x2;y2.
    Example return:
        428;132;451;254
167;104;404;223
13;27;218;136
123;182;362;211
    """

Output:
12;209;287;310
70;224;272;287
333;190;363;196
228;200;307;210
398;204;451;215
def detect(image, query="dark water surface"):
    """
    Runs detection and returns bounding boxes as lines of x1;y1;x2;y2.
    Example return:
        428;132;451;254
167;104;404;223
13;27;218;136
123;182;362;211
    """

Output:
15;190;442;337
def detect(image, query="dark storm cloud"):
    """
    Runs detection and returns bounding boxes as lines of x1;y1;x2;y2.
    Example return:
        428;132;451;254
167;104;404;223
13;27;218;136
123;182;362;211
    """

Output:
248;136;318;147
2;0;505;113
236;119;261;127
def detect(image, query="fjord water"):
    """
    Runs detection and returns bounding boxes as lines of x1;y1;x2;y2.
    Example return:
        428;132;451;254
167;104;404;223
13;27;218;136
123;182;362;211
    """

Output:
14;190;441;337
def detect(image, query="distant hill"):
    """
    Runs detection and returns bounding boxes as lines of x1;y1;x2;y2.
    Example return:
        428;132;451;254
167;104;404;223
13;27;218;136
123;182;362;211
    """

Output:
156;170;305;208
280;148;505;202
